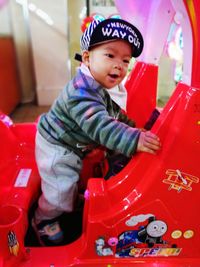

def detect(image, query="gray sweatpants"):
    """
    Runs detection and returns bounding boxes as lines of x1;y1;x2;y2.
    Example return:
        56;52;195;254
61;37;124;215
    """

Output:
34;131;82;222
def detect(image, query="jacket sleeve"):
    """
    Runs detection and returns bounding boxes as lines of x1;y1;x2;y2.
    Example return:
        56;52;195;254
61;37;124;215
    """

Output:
112;100;136;127
68;86;141;157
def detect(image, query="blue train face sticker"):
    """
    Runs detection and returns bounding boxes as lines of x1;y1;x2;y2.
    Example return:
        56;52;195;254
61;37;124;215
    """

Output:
95;215;182;258
117;217;167;249
139;219;168;246
116;216;178;257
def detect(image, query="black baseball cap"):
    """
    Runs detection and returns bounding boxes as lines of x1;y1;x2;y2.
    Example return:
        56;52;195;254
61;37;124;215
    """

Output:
80;18;144;58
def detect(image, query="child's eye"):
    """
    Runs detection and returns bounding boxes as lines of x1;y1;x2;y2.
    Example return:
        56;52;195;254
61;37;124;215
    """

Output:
123;59;130;64
105;53;114;58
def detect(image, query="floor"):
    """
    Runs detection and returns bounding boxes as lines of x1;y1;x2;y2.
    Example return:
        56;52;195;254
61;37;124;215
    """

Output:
10;103;50;123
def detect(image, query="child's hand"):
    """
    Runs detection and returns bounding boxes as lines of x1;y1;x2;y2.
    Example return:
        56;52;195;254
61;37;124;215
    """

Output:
137;131;161;154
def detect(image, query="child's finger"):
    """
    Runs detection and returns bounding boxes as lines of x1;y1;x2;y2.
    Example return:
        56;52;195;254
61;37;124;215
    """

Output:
145;131;160;141
144;141;161;151
140;146;157;154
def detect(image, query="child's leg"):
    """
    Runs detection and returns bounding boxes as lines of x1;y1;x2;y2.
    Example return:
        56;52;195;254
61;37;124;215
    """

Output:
32;131;82;246
35;131;83;222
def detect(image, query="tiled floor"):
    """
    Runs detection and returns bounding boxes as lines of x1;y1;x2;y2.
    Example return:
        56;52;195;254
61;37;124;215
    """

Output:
10;103;50;123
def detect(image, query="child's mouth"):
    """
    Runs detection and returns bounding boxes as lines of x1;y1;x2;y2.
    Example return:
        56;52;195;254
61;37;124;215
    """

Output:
109;74;119;79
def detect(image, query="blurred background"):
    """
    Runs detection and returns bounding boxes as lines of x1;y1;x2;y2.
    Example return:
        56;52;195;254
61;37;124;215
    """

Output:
0;0;183;122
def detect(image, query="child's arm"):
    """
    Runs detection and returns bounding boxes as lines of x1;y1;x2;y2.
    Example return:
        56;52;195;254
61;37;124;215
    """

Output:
111;100;136;127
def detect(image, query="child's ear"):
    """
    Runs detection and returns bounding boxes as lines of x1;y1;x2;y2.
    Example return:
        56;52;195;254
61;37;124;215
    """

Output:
82;51;90;67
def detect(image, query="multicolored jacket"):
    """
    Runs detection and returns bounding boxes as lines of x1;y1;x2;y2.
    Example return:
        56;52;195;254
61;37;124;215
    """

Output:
38;68;141;158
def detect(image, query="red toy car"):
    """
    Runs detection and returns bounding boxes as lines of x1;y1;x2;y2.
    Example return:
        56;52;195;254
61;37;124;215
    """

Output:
0;0;200;266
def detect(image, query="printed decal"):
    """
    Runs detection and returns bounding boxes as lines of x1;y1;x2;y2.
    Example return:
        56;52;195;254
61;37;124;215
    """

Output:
171;229;194;239
129;247;182;257
14;168;32;187
183;230;194;239
8;231;19;256
95;215;181;258
95;236;114;256
163;169;199;192
126;214;154;227
171;230;182;239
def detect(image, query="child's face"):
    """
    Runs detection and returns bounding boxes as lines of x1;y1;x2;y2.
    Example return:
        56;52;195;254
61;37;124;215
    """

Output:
83;40;132;89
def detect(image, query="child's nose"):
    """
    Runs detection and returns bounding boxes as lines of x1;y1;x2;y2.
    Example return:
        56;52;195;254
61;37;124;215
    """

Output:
114;61;122;70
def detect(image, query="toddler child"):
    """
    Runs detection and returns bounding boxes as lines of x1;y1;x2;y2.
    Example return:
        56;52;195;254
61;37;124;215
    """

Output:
32;18;161;246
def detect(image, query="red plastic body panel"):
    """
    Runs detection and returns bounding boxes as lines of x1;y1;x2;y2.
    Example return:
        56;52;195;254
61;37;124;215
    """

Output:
1;0;200;266
125;62;158;128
